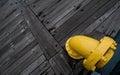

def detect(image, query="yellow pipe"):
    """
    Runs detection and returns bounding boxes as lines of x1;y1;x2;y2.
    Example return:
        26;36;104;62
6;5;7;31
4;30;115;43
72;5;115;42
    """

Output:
68;36;99;58
65;35;117;71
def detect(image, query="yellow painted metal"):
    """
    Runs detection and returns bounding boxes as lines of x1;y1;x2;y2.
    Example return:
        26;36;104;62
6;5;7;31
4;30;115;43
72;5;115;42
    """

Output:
65;35;117;71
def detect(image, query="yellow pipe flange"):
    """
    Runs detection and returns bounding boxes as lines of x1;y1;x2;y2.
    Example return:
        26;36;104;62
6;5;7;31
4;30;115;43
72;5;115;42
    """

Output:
65;35;117;71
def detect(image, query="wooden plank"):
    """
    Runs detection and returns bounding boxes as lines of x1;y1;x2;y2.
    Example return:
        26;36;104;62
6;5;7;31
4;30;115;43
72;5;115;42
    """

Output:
20;55;46;75
0;0;19;22
20;1;63;59
1;45;43;75
0;40;37;73
30;61;51;75
60;0;118;46
52;0;106;41
49;52;72;75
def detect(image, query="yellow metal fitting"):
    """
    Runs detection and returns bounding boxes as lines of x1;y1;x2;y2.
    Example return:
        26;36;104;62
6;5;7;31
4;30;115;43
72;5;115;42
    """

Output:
65;35;117;71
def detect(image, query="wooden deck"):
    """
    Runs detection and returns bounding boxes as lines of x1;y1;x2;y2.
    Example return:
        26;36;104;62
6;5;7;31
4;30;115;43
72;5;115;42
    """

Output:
0;0;120;75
